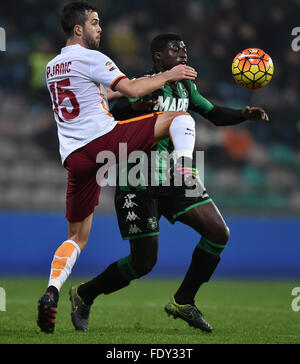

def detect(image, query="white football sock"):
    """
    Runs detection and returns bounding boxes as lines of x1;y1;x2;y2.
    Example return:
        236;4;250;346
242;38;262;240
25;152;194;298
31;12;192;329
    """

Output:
169;115;195;160
48;240;81;291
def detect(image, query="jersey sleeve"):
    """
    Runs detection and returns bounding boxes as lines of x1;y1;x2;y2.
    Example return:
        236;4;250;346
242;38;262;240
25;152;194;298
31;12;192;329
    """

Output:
89;52;127;90
128;92;153;103
187;81;214;115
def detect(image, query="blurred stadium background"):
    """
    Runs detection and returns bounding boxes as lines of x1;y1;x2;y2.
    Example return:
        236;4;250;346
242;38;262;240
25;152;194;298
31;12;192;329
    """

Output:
0;0;300;279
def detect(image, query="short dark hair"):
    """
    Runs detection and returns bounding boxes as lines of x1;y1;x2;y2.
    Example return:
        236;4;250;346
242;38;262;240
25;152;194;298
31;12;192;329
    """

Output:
61;1;98;37
150;33;183;61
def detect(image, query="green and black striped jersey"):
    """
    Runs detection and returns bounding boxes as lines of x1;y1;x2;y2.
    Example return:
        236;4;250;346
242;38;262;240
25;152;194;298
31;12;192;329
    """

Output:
112;67;214;191
130;68;213;115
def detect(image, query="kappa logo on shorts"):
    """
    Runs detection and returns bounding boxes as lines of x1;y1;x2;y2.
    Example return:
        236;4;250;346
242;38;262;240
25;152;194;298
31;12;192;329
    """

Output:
122;194;138;209
126;211;140;222
147;217;158;231
128;224;142;235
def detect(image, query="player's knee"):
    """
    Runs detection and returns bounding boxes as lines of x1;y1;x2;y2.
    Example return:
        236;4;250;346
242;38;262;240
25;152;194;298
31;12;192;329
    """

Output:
216;224;230;245
130;236;158;277
172;112;194;124
223;225;230;244
176;111;190;117
132;255;157;277
208;222;230;246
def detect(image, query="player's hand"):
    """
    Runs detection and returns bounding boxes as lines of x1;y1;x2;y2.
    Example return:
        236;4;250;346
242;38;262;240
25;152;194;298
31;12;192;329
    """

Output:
131;99;158;111
106;87;124;101
164;64;197;82
242;106;269;121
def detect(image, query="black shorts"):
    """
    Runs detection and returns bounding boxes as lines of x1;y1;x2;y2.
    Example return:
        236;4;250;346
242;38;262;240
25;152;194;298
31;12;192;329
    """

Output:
114;186;212;240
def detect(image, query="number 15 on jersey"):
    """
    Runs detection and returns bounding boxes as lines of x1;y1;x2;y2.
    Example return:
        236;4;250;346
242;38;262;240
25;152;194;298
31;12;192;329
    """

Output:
49;78;80;122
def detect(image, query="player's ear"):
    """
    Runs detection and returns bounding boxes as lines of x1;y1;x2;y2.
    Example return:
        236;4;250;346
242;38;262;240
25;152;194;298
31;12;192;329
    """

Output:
74;24;83;37
154;51;162;62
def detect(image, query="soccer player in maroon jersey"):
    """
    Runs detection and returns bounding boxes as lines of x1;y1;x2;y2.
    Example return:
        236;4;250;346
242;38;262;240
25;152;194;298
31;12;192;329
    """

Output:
36;1;208;334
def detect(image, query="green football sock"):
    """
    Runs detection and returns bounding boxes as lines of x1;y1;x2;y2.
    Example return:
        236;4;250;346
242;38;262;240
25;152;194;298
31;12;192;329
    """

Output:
174;237;226;305
197;236;227;256
78;255;139;305
116;255;140;281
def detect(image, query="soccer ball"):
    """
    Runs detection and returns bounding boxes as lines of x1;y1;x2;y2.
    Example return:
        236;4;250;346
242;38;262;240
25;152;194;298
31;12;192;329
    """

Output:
232;48;274;89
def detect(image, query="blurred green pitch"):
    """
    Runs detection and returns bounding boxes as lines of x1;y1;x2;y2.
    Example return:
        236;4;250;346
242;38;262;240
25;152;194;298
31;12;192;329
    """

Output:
0;277;299;344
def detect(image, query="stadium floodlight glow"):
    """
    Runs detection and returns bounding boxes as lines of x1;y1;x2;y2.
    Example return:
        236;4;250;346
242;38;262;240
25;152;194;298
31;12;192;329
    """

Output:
0;27;5;51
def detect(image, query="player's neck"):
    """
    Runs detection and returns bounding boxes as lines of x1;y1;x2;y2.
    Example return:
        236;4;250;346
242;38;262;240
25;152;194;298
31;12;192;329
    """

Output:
154;63;167;73
66;37;88;49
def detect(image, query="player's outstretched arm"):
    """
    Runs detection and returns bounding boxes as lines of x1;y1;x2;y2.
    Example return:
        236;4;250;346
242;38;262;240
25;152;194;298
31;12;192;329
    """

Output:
115;64;197;99
204;105;269;126
242;106;269;121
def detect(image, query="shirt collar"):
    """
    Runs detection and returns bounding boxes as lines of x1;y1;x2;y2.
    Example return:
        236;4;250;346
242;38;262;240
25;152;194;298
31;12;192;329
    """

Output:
61;44;84;53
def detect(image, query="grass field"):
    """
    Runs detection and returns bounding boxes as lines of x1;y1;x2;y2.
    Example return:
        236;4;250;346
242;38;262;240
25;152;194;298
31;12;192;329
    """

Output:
0;277;299;344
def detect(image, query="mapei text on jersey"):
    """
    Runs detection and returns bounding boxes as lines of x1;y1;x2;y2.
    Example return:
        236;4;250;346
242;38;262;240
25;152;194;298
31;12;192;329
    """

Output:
153;95;189;112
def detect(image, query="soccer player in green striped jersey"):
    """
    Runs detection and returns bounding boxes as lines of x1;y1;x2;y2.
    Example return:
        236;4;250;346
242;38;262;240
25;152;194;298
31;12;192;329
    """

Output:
70;34;268;332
